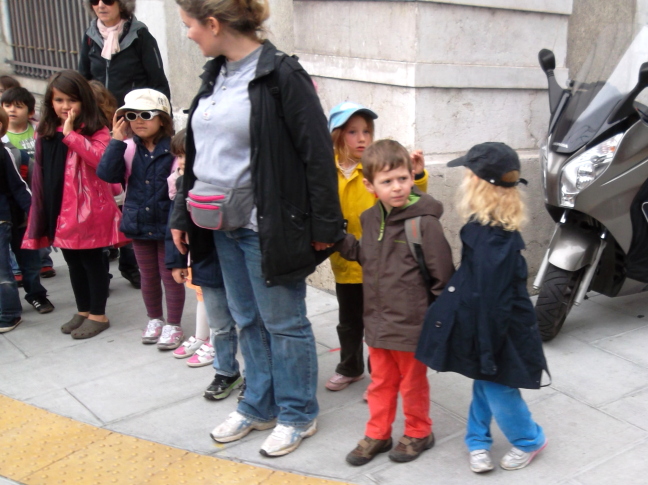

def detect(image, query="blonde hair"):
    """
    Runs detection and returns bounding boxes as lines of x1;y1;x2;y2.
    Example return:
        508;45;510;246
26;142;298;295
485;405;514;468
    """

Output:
457;169;527;231
331;113;375;165
176;0;269;38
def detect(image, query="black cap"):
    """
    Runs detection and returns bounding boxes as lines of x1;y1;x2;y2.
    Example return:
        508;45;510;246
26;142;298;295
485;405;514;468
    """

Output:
447;142;527;188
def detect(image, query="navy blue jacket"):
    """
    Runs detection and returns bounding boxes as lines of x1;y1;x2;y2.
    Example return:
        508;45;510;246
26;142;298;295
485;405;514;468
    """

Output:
415;222;549;390
97;136;182;268
0;143;31;225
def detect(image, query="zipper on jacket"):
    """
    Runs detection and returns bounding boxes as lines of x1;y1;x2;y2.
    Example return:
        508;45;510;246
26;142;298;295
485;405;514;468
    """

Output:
105;59;110;90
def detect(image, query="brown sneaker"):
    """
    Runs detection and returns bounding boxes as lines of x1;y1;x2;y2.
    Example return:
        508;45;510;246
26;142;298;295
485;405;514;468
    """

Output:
388;433;435;463
346;436;393;466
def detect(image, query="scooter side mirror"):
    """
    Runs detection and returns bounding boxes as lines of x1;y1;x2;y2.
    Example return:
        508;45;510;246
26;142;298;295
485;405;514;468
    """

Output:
538;49;556;73
538;49;564;116
609;62;648;123
638;62;648;87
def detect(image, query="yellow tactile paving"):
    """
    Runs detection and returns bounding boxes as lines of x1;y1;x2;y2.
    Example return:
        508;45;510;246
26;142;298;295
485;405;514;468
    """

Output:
142;454;274;484
0;395;351;485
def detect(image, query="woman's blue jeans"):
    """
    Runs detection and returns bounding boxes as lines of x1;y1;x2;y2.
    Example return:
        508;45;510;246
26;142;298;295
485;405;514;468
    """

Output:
212;228;318;427
201;285;239;377
465;380;545;452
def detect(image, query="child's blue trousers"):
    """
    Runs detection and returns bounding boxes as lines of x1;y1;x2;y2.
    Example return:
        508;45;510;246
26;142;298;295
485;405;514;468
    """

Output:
465;380;545;452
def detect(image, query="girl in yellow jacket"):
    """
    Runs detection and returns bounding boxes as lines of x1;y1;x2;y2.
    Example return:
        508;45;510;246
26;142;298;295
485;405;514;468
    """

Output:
326;102;428;392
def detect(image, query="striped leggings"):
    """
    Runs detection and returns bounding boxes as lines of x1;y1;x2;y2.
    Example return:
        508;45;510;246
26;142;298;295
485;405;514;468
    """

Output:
131;239;185;325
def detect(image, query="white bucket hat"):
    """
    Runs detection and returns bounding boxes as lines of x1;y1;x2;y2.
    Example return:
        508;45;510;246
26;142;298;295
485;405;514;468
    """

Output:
116;88;171;115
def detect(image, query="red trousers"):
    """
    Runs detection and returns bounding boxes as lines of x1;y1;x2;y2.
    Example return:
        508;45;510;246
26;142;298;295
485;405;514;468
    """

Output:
366;347;432;440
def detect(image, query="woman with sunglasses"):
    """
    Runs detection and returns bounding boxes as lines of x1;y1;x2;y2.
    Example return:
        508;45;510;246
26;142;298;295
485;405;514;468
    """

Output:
171;0;344;458
79;0;170;289
97;88;186;350
79;0;170;109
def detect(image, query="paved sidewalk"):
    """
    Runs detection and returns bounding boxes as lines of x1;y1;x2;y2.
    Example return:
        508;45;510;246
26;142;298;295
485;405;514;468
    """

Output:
2;252;648;484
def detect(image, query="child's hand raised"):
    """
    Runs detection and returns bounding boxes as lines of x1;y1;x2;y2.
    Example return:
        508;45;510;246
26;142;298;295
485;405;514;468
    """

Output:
112;113;128;141
62;108;77;136
410;149;425;175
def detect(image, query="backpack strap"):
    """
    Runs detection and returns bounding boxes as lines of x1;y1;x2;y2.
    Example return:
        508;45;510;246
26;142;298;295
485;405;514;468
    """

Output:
266;52;300;119
404;216;433;300
123;138;137;180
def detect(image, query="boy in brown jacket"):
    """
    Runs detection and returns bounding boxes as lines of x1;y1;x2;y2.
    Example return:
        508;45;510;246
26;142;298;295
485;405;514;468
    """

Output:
335;139;454;466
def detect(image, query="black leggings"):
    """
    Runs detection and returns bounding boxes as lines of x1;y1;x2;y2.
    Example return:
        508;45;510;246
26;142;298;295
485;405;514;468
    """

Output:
61;248;109;315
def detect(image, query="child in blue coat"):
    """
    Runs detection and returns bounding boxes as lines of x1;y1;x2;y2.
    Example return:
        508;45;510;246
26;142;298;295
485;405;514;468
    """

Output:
416;142;549;473
97;89;185;351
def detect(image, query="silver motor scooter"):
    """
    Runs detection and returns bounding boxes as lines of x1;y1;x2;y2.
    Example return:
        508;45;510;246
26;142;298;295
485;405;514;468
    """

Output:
534;25;648;341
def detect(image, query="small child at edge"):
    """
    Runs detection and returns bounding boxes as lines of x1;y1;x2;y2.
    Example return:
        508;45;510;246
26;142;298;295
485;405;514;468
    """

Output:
335;139;454;466
416;142;549;474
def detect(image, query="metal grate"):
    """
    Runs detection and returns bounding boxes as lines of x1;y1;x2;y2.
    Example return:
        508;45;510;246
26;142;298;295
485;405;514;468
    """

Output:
5;0;92;79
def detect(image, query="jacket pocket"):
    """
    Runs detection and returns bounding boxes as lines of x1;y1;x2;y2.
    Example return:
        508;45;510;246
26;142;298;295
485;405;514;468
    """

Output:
121;205;138;234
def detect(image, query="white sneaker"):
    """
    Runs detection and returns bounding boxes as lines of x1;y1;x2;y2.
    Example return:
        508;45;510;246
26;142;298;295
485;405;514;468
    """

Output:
259;420;317;457
142;318;164;344
469;449;494;473
210;411;276;443
157;324;183;350
173;336;207;359
500;440;547;470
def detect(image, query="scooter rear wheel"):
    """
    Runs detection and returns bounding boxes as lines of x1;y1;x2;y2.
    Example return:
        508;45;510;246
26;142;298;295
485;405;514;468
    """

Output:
535;264;584;341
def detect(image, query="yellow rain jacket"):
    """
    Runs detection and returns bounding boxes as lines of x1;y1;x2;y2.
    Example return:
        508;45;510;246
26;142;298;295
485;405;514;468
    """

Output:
330;160;428;284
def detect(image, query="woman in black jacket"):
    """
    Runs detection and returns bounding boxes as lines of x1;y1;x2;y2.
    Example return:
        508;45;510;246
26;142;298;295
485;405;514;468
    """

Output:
79;0;171;108
79;0;170;288
172;0;343;458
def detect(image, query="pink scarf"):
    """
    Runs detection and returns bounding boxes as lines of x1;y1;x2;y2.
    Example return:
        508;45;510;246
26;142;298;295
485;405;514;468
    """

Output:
97;19;126;60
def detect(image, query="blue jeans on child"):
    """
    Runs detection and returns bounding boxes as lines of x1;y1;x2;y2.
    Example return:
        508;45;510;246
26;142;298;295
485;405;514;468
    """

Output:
212;228;318;428
0;223;47;322
202;285;239;377
466;380;546;452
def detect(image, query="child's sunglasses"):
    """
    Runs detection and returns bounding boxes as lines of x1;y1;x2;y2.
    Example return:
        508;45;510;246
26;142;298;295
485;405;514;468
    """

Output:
124;111;160;121
90;0;117;6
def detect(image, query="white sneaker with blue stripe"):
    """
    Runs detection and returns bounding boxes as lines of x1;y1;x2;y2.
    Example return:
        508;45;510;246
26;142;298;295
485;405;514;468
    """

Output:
210;411;276;443
259;420;317;457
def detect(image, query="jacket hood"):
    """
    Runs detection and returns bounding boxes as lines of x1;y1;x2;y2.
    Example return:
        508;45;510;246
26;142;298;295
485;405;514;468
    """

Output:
384;187;444;223
86;16;147;51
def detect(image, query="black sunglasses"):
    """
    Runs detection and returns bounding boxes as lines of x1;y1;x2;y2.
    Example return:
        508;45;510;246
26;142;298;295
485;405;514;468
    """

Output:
90;0;117;6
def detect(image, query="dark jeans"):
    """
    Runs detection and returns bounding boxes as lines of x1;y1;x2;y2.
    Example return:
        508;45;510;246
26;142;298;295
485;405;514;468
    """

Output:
335;283;365;378
118;242;138;273
61;248;109;315
0;223;46;322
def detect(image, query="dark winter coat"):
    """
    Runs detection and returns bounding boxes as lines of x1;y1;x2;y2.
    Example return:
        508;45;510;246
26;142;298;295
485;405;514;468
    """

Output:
0;142;31;224
336;189;455;352
78;17;170;107
415;221;549;389
97;136;183;268
171;40;344;286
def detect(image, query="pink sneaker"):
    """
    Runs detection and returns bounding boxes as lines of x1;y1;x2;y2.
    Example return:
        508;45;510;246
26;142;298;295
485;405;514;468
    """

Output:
157;325;183;350
325;373;365;391
187;341;215;368
173;335;208;359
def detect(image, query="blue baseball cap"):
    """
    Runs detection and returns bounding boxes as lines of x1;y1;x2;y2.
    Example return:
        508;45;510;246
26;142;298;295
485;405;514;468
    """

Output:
328;102;378;133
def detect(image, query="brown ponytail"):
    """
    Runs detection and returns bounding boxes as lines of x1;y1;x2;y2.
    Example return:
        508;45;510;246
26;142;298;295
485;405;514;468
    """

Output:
176;0;269;38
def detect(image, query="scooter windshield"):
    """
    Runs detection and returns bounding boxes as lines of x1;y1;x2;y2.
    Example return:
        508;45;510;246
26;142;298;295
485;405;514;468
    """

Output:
552;25;648;153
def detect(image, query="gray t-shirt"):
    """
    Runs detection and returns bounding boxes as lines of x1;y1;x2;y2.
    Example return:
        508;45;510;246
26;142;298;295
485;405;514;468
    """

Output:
192;46;262;230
